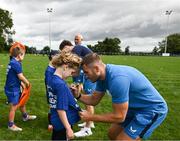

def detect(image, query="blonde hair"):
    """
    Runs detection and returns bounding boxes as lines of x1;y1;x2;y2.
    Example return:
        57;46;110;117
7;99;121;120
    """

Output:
52;51;82;69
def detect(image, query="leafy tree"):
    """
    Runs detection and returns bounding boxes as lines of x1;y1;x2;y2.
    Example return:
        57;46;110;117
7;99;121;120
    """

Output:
94;41;104;52
158;40;165;53
167;33;180;54
42;46;50;54
0;37;5;52
87;44;93;51
125;46;130;55
158;33;180;54
0;8;14;52
88;37;121;54
25;45;30;53
152;46;159;55
101;37;121;53
25;45;37;54
29;47;37;54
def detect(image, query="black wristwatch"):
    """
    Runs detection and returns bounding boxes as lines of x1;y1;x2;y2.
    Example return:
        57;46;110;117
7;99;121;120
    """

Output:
76;93;82;100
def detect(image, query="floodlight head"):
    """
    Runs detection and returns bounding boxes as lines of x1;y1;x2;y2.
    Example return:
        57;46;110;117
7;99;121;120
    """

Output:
47;8;53;12
165;10;173;15
165;11;169;15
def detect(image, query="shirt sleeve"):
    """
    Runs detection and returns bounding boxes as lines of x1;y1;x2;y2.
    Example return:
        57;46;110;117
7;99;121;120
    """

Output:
110;76;130;104
82;47;92;56
11;62;22;74
55;83;69;110
95;80;106;93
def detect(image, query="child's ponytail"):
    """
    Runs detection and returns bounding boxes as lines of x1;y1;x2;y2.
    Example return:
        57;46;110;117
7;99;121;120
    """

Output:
52;51;82;69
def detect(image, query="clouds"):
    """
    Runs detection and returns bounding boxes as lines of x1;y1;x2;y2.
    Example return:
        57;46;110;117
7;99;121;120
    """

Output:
1;0;180;51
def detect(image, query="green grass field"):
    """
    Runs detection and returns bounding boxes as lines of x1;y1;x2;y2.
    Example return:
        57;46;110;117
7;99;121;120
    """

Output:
0;54;180;140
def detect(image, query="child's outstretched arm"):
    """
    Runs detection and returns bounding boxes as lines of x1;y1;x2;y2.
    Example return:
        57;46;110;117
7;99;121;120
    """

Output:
57;110;74;140
18;73;30;88
21;81;26;89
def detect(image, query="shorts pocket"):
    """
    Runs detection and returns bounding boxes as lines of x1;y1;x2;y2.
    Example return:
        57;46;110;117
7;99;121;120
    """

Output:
134;112;155;126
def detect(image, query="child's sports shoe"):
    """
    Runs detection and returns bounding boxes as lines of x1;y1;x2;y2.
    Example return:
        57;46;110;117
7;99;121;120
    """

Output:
23;115;37;121
48;124;53;131
8;124;22;132
78;122;86;127
78;122;95;128
74;127;92;137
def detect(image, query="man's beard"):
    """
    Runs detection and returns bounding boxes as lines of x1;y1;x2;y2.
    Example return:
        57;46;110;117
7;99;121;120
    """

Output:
91;75;101;83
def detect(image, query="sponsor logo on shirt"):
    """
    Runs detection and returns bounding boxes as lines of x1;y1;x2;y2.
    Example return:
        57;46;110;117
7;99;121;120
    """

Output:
47;85;57;109
6;65;11;75
129;126;137;134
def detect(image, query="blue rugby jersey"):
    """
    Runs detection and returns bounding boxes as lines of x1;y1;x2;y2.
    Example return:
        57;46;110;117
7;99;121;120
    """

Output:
4;57;22;93
48;75;80;130
45;65;56;103
95;64;168;114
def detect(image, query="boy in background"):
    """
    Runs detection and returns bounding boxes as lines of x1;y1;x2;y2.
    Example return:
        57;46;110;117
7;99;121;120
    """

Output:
4;44;36;131
45;50;59;131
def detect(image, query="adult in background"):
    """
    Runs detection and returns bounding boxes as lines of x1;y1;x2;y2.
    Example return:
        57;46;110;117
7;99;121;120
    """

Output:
71;53;168;140
74;33;87;47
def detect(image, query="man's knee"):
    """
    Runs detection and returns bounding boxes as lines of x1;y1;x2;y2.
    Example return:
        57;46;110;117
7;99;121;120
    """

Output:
108;124;123;140
115;129;141;141
108;127;114;140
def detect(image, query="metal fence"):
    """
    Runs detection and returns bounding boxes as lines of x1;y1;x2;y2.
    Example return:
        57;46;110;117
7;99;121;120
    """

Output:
97;52;180;56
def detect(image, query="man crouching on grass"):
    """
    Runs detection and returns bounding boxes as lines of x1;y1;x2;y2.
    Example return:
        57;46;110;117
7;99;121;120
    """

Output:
71;53;168;140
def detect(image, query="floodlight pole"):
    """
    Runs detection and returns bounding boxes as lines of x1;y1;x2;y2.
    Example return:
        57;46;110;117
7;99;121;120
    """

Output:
47;8;53;52
164;10;172;53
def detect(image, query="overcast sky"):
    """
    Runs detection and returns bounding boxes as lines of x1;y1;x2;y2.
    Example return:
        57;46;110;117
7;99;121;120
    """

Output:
1;0;180;51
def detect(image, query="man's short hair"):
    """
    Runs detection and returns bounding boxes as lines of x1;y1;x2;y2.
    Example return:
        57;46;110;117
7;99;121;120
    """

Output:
75;34;83;40
59;40;73;50
48;50;59;61
82;53;101;66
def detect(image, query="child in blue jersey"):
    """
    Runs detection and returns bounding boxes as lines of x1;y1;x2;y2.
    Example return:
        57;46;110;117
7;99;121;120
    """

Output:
59;39;96;137
48;51;82;140
45;50;59;131
4;46;36;132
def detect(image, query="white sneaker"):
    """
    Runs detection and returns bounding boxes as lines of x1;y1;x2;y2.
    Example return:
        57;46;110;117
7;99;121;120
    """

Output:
74;127;92;137
78;122;95;128
78;122;86;127
90;122;95;128
23;115;37;121
8;125;22;132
